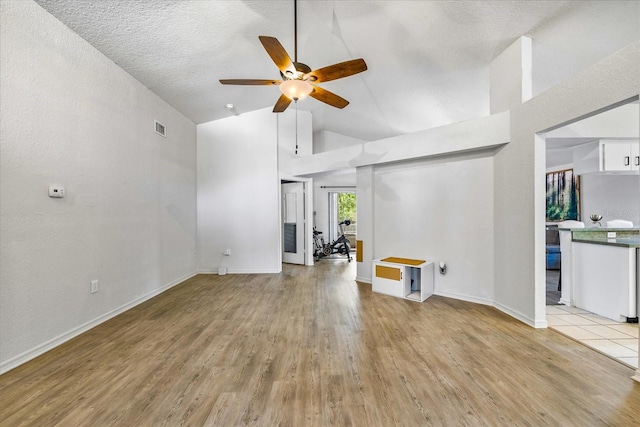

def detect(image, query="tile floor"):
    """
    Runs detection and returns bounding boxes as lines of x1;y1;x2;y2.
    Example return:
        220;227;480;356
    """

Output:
546;304;638;369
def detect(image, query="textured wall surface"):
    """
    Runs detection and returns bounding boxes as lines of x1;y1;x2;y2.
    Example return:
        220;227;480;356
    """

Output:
197;109;280;274
373;153;495;304
0;1;197;372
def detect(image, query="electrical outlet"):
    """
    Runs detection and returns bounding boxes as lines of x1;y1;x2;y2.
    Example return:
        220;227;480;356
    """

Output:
90;280;99;294
224;249;231;256
607;232;616;238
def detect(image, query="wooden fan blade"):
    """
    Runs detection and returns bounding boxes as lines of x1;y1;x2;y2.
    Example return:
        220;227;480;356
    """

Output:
219;79;280;85
309;86;349;109
304;58;367;83
273;94;292;113
259;36;296;77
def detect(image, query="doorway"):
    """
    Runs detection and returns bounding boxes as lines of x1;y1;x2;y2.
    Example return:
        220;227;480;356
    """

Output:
543;101;639;309
282;181;305;265
328;192;357;254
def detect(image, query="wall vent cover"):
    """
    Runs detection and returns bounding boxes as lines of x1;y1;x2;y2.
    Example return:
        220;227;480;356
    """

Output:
154;120;166;137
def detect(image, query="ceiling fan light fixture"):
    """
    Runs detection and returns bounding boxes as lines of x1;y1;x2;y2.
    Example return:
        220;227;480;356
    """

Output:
279;79;313;101
219;0;366;112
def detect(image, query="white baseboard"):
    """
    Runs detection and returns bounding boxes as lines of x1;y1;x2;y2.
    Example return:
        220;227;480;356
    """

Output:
434;290;493;306
493;301;544;328
0;272;197;375
355;276;371;284
431;292;545;328
197;268;282;275
634;370;640;383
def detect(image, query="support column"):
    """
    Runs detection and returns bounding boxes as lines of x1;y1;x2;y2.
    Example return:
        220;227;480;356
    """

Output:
356;165;375;283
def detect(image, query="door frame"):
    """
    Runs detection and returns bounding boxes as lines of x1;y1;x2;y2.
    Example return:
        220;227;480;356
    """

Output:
279;175;314;266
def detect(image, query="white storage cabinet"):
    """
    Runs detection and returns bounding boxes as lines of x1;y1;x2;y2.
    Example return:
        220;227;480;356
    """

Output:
372;257;434;302
573;139;639;174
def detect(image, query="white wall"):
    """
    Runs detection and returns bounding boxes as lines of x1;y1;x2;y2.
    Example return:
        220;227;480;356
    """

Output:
292;112;510;176
531;1;640;98
580;174;640;226
313;130;365;154
546;147;574;171
546;103;639;139
490;36;532;114
373;153;495;304
198;104;315;272
197;109;281;274
0;1;197;373
277;109;312;177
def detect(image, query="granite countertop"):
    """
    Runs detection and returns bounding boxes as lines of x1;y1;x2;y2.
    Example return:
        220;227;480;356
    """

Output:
572;235;640;248
557;227;640;232
567;228;640;248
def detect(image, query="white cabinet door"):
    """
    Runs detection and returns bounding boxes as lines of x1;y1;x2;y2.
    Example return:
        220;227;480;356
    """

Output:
602;142;632;171
372;263;404;297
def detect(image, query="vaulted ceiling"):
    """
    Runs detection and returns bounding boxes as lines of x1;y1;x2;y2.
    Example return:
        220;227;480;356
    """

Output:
33;0;639;142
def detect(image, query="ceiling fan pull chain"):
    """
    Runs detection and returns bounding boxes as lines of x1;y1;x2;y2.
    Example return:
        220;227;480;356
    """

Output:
295;101;299;155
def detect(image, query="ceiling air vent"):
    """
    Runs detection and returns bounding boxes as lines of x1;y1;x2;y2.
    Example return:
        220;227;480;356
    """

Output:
154;120;166;137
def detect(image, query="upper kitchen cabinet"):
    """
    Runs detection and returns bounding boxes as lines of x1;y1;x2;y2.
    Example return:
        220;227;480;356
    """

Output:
601;140;639;172
573;139;640;175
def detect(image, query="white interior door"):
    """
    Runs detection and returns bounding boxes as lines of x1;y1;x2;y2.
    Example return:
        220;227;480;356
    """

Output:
282;182;305;265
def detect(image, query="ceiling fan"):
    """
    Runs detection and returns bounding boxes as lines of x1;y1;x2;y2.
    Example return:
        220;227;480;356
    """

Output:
219;0;367;113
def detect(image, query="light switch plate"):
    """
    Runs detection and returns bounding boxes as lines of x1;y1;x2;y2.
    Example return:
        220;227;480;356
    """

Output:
607;232;616;238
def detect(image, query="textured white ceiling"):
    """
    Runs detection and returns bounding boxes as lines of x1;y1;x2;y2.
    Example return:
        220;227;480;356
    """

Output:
33;0;640;142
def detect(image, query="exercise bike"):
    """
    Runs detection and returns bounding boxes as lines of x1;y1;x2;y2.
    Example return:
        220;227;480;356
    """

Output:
313;219;352;262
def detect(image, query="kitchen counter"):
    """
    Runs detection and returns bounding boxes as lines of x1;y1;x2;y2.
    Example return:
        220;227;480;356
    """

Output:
569;228;639;248
570;228;638;322
556;226;639;322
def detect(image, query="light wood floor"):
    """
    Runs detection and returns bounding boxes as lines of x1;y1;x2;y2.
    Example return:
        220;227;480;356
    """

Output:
1;262;639;426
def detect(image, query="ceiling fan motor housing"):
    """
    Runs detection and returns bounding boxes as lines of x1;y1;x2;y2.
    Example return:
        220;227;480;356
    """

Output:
282;62;312;80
